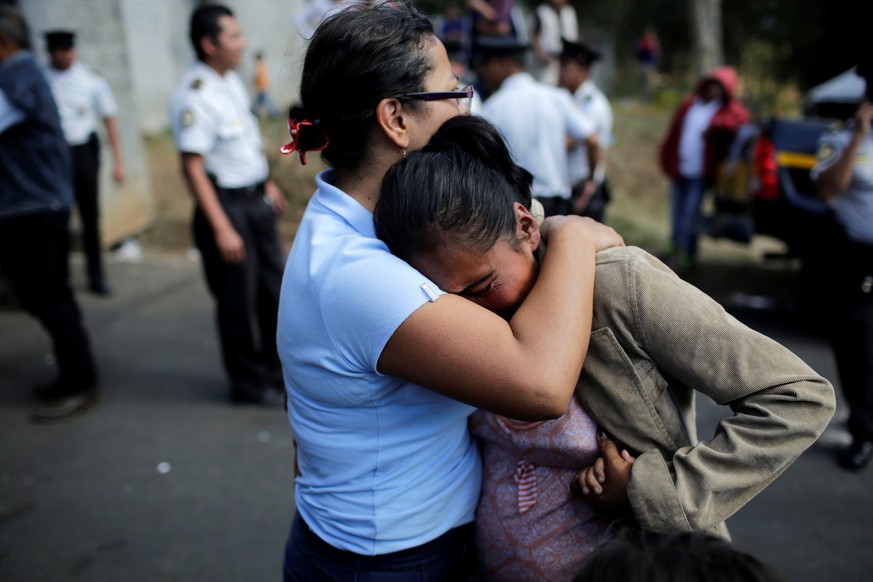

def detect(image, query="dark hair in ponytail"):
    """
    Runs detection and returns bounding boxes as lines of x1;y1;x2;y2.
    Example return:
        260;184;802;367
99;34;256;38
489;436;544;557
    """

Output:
293;1;435;169
375;115;534;261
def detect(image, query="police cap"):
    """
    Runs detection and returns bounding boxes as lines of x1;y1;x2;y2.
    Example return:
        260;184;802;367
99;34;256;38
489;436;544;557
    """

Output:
473;35;529;58
560;38;601;67
44;30;76;50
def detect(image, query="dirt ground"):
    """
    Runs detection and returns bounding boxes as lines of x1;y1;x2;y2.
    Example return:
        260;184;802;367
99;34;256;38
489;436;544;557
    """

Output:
139;119;323;257
139;103;787;266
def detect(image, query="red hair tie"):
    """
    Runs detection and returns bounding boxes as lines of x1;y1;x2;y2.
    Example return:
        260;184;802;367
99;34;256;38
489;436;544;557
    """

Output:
280;118;329;165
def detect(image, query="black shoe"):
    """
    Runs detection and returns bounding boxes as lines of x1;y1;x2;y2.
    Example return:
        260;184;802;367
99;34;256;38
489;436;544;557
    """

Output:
33;379;96;401
89;279;112;296
31;388;100;423
839;440;873;471
33;379;67;401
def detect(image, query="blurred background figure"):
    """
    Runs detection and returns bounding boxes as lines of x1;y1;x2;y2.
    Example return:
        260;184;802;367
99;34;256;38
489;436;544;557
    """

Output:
531;0;579;86
44;29;124;296
437;1;467;47
636;25;659;102
559;38;612;221
811;57;873;472
468;0;527;68
252;50;279;119
295;0;362;39
0;7;100;422
444;39;483;114
658;66;750;272
475;35;596;217
170;4;287;407
573;529;787;582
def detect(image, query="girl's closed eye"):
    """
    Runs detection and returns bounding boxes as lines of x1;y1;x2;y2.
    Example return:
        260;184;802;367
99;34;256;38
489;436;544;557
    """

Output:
463;281;494;299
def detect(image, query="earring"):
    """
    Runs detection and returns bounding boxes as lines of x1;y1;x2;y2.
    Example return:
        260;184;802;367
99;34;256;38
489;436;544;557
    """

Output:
402;148;407;159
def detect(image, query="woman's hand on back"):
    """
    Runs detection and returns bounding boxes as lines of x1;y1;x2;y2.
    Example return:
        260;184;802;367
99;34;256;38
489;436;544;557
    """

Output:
540;215;624;252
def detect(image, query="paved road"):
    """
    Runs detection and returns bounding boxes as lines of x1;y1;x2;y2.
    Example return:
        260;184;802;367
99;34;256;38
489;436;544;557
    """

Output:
0;254;870;581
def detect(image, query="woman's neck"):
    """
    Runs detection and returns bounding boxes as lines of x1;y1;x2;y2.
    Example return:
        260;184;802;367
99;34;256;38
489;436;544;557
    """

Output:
334;169;382;213
334;152;400;214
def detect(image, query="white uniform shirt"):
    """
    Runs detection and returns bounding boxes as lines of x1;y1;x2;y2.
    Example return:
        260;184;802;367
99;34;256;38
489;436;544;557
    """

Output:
169;62;268;188
44;62;117;146
568;79;613;185
678;97;720;178
811;126;873;245
481;72;593;200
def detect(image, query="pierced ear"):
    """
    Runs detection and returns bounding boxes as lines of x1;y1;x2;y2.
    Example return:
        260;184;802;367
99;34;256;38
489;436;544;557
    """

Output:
375;98;410;150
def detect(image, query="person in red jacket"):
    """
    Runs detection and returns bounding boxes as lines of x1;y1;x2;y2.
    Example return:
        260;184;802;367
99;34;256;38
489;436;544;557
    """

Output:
658;66;750;270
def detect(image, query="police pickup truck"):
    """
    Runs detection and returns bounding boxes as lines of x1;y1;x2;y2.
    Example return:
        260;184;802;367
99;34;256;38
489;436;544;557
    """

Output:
702;69;865;307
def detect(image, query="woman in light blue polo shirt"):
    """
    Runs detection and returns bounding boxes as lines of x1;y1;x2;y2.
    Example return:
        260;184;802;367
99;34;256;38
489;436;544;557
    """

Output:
277;3;623;580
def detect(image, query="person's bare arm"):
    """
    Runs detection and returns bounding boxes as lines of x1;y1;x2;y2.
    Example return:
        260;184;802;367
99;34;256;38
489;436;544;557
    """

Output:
265;179;288;216
585;133;601;183
180;152;244;263
103;116;124;183
815;102;873;202
379;216;622;421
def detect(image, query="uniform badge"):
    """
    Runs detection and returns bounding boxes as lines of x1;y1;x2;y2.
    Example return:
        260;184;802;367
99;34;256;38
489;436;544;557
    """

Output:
180;110;195;128
816;143;836;164
190;78;203;90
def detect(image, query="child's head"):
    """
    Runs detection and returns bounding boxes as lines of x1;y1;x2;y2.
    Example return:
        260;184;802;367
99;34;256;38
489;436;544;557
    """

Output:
573;529;787;582
375;115;540;317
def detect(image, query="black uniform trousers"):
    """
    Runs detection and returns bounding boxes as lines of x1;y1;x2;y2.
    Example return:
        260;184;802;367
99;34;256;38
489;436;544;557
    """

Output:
0;211;98;394
827;235;873;443
536;180;611;221
193;183;284;399
71;133;104;286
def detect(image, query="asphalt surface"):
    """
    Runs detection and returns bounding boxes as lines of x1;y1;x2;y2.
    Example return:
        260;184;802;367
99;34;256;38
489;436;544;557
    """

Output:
1;253;870;581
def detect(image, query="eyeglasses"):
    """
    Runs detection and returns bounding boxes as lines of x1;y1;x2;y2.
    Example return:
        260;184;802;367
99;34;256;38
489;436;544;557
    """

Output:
400;85;474;112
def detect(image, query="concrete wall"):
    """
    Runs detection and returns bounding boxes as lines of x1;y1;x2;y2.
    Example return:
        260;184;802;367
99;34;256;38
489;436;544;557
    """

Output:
23;0;155;246
228;0;307;116
121;0;305;134
16;0;307;246
120;0;197;134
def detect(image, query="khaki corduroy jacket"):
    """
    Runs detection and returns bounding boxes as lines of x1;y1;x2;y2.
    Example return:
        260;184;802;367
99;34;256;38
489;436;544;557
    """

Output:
574;247;836;538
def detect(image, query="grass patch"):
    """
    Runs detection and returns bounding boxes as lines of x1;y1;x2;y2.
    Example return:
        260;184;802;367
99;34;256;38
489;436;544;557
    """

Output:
141;102;783;266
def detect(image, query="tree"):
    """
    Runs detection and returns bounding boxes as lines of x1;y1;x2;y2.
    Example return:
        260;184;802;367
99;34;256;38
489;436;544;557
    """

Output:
688;0;723;74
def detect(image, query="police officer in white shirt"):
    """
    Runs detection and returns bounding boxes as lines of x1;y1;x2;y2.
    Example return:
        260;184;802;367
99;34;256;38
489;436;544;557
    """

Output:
475;35;597;217
44;30;123;295
170;4;287;406
559;39;613;221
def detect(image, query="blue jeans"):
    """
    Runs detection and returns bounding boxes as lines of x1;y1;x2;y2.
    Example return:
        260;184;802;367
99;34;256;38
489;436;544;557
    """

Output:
283;513;474;581
670;176;706;258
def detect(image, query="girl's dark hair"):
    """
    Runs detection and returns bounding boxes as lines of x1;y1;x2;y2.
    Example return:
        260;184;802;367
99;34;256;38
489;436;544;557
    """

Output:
375;115;533;261
189;4;233;62
573;529;787;582
293;1;436;169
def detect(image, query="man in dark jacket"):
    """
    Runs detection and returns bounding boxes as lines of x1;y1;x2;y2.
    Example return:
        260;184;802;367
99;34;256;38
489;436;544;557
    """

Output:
0;7;100;421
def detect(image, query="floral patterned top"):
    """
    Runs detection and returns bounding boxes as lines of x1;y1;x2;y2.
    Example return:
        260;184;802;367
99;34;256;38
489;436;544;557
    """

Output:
470;398;614;581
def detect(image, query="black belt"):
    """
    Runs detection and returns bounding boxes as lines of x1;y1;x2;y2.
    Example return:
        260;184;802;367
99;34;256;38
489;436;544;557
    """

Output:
209;175;266;197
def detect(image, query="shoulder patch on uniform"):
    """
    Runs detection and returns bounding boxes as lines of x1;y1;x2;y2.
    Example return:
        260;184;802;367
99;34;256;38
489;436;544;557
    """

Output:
816;142;836;164
190;78;203;90
827;120;845;132
180;109;195;128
